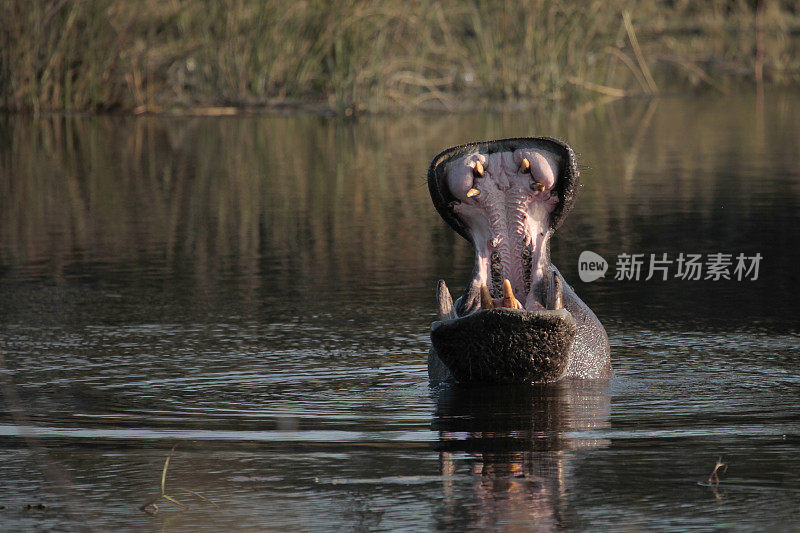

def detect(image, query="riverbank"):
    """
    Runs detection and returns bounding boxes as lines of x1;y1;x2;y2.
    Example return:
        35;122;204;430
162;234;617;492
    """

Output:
3;1;799;115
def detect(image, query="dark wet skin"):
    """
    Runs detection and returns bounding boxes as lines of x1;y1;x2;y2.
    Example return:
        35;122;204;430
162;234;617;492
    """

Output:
427;138;611;384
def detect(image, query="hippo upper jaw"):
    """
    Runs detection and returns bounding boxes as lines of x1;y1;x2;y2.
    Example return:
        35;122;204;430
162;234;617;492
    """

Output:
427;138;610;384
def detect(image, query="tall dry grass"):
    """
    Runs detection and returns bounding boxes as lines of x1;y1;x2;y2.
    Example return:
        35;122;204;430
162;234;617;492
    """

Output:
1;0;799;113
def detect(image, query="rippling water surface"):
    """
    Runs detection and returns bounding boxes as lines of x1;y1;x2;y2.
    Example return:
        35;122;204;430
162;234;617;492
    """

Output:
1;93;799;531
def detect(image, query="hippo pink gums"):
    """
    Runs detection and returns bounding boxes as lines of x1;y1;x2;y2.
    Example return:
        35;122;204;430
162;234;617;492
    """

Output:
427;137;611;384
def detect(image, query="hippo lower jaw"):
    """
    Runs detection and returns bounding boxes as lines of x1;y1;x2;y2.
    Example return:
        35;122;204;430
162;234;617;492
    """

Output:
431;273;578;384
427;137;611;384
431;301;577;383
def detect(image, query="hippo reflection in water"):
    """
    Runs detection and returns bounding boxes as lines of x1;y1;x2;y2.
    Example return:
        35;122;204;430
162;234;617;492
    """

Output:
427;137;611;383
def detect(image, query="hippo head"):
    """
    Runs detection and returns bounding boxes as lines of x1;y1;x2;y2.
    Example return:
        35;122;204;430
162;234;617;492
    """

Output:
428;137;585;384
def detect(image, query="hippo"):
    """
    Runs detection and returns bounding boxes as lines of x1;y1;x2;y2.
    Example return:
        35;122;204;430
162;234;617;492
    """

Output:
427;137;611;384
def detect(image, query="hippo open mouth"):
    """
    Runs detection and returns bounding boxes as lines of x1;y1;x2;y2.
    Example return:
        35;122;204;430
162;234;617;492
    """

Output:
427;137;610;384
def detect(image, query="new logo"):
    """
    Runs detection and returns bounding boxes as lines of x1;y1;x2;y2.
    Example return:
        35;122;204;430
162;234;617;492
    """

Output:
578;250;608;282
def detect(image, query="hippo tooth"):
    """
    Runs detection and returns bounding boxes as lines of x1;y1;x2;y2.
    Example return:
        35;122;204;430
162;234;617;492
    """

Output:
502;279;522;309
530;182;545;193
466;188;480;198
546;271;563;310
473;160;484;178
521;158;531;173
437;280;458;320
480;283;494;310
553;273;563;310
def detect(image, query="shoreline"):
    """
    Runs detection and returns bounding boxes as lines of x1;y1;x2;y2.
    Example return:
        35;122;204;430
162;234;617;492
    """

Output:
0;86;777;119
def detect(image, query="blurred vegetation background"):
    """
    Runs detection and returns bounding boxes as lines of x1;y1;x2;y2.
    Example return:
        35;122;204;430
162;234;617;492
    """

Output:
1;0;799;114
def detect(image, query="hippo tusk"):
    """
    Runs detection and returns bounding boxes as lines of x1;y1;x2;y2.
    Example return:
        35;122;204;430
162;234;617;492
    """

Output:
437;280;457;321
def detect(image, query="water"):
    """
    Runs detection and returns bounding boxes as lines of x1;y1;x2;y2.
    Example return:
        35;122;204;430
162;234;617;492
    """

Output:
1;93;799;531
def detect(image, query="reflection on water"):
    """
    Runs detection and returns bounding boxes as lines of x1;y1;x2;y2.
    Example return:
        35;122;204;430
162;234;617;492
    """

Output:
1;92;800;530
433;382;610;530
